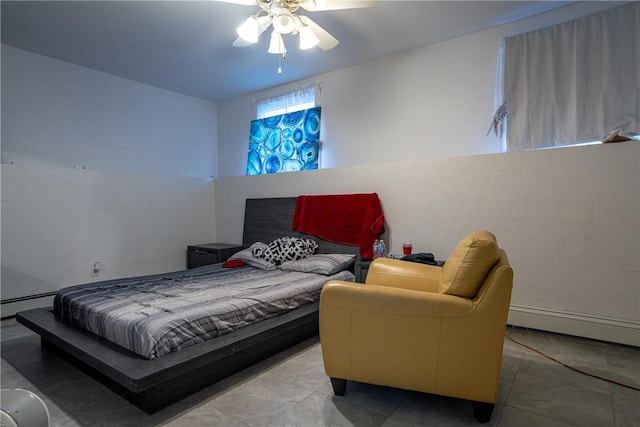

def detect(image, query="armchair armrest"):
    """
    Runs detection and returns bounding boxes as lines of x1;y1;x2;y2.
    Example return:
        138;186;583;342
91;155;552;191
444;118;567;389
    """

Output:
320;281;476;392
366;258;441;292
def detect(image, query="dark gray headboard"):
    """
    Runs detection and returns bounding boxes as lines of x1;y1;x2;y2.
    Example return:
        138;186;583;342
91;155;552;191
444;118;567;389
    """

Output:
242;197;360;255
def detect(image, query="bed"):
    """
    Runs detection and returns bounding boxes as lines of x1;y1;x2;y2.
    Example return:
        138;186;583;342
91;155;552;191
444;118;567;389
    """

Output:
16;196;367;413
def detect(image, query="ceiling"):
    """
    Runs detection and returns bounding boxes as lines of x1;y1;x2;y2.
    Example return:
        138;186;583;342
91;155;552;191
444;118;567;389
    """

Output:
1;1;575;102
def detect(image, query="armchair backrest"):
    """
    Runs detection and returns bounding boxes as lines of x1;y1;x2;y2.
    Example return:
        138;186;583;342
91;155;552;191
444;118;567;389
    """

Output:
472;249;513;306
439;230;500;298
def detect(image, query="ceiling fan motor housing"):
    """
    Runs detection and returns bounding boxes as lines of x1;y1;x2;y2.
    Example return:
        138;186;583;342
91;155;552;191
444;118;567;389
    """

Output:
272;7;296;34
234;0;347;53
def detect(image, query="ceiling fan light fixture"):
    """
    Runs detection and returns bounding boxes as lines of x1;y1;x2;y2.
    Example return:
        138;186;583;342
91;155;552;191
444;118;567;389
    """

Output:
299;25;319;50
236;16;260;43
268;31;287;55
272;8;296;34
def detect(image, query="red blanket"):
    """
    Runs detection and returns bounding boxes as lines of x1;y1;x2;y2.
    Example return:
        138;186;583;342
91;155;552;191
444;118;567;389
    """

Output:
292;193;385;259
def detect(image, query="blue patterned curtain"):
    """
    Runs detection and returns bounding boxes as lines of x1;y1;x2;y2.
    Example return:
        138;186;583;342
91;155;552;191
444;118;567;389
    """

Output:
246;107;321;175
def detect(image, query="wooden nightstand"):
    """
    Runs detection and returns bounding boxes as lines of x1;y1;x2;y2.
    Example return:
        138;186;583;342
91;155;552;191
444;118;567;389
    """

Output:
187;243;243;269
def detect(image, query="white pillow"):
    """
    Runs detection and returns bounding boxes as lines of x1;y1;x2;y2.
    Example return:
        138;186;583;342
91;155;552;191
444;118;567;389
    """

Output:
279;254;355;276
229;242;277;271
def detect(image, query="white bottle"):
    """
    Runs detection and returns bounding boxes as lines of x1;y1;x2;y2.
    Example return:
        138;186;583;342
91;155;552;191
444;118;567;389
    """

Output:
373;239;381;259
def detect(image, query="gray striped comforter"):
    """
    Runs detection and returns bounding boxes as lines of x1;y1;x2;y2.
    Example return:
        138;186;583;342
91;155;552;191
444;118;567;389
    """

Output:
54;264;354;359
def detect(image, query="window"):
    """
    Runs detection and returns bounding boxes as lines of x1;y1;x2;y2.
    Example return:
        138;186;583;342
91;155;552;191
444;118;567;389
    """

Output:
246;83;322;175
253;82;321;120
495;2;638;151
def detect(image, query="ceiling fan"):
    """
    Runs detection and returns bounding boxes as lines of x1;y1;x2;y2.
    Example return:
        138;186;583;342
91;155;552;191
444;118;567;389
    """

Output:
219;1;376;58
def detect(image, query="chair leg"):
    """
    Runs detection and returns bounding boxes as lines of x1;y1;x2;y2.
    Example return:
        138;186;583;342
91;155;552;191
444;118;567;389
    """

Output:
471;401;494;423
330;377;347;396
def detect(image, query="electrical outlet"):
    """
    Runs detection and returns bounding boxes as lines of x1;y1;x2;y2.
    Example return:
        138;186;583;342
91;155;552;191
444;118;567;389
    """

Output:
92;261;104;277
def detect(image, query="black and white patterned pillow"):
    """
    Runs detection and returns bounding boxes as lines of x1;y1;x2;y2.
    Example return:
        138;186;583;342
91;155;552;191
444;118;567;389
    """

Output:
252;237;318;265
228;242;277;270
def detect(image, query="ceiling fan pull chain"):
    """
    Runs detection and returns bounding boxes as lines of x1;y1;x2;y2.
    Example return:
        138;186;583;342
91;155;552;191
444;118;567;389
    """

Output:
277;35;286;75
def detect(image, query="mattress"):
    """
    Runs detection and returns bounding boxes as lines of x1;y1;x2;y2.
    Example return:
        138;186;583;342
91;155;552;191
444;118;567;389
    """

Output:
54;264;354;359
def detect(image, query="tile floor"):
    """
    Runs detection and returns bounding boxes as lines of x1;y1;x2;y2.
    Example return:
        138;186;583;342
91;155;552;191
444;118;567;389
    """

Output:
1;317;638;426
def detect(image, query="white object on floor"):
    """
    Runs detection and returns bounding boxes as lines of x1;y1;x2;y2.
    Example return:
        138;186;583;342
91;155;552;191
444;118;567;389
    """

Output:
0;389;50;427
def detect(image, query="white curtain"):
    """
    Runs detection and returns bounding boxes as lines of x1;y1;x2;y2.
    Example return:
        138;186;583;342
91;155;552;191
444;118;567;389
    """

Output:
252;82;322;120
505;2;639;151
489;38;507;150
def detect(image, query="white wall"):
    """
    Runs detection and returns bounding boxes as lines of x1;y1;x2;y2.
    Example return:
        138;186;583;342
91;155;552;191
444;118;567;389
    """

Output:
214;2;639;345
1;165;215;312
2;45;217;177
215;142;640;346
217;2;627;177
1;47;217;316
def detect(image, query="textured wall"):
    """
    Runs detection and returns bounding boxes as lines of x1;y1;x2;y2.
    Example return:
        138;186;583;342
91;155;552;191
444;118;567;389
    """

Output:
215;142;639;328
1;46;218;315
1;45;217;178
1;164;215;315
216;2;625;178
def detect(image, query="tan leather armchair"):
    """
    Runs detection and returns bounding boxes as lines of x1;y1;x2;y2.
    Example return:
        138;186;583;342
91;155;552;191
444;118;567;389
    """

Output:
319;230;513;423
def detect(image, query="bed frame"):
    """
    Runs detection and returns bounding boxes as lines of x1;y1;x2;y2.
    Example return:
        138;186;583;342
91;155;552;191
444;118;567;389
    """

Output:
16;197;360;414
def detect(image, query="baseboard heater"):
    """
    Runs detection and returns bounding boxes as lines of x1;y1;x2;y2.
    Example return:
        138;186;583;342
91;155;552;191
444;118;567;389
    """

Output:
1;292;57;319
508;304;640;347
1;292;57;305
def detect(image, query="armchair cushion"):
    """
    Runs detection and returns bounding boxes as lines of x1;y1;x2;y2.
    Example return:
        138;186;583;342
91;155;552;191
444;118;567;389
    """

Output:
440;230;499;297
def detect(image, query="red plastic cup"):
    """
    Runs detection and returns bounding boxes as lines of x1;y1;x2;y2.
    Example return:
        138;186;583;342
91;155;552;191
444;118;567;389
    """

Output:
402;243;413;255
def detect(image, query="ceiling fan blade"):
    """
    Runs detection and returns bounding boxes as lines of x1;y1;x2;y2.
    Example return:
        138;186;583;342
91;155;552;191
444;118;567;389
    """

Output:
299;0;376;12
214;0;258;5
298;15;339;51
233;37;253;47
